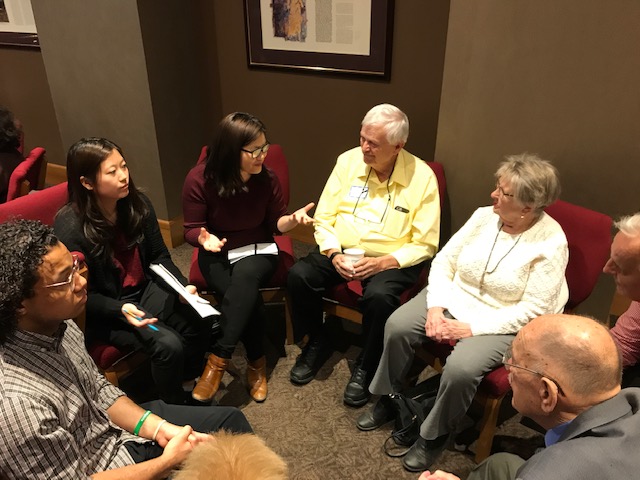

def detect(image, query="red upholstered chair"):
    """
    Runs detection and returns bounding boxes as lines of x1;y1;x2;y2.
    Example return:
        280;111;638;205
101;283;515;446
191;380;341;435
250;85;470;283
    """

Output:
188;144;295;344
423;199;612;462
6;147;47;201
0;182;147;387
322;161;447;324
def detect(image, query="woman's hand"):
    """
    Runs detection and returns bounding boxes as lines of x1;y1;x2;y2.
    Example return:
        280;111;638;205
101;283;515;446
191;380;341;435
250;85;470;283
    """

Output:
277;202;316;233
121;303;158;328
438;318;472;343
179;284;199;304
198;227;227;252
425;307;446;339
291;202;316;226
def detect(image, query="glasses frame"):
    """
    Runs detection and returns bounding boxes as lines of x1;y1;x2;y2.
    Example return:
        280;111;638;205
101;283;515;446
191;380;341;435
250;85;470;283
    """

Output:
44;254;80;291
502;345;565;395
495;182;515;198
241;142;270;159
352;167;392;225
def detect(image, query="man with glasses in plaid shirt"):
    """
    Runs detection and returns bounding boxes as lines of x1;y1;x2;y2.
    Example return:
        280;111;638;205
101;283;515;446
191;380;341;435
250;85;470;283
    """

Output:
0;219;251;479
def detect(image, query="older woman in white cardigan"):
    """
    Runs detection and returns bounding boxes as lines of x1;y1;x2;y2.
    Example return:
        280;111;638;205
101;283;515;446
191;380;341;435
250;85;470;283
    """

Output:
358;153;569;472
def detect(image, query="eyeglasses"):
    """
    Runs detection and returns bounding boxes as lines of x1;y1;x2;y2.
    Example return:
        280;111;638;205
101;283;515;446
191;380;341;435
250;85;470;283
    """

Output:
502;345;564;395
495;182;514;198
44;254;80;291
352;168;392;225
241;142;270;159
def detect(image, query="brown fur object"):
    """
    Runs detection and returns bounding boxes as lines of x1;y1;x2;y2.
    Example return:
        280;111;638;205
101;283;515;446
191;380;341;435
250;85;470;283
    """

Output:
174;430;288;480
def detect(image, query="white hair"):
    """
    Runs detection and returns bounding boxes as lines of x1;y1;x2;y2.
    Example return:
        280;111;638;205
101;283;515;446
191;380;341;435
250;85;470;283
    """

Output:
615;213;640;238
361;103;409;145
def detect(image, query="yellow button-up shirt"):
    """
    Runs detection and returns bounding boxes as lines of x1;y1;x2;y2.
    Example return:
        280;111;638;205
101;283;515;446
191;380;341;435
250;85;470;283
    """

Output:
314;147;440;268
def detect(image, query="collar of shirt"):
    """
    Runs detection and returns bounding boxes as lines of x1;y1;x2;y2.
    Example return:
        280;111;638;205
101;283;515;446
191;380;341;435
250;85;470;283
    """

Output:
355;149;410;188
545;419;572;447
11;322;67;352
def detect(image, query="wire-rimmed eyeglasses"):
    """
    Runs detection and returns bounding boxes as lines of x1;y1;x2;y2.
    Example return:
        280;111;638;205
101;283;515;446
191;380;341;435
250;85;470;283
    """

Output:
44;254;80;291
502;344;564;395
241;142;270;159
352;167;392;225
495;182;514;198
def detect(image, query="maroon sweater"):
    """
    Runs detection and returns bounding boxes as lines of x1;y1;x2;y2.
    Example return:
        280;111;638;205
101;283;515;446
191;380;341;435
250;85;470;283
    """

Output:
182;164;287;252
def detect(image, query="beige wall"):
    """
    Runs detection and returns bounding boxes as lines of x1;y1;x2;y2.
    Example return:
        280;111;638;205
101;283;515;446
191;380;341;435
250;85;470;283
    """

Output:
435;0;640;231
434;0;640;316
208;1;451;211
0;47;65;167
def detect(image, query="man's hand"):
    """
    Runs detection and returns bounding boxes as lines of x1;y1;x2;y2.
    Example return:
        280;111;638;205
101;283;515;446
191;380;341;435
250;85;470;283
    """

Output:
351;255;399;281
155;421;211;448
331;254;357;280
198;227;227;252
419;470;461;480
159;425;207;467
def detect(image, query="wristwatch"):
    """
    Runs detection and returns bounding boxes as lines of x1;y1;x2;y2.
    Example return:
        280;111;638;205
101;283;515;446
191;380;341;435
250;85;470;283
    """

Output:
329;251;341;262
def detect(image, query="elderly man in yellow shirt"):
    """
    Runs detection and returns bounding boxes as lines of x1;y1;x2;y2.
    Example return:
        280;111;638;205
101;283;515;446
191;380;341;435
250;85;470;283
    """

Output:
287;103;441;407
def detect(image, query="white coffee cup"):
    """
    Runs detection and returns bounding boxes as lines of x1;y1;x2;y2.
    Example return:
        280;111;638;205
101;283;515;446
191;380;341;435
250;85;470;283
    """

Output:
343;248;365;264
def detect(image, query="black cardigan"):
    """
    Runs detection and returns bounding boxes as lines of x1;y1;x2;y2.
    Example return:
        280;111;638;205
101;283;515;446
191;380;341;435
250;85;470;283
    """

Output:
54;194;187;325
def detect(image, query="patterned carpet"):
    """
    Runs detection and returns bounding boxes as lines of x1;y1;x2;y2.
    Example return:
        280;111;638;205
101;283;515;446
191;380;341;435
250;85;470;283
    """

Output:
148;242;545;479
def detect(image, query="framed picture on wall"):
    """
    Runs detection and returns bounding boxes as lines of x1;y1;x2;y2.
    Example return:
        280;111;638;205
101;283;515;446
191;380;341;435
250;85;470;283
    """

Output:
244;0;394;79
0;0;38;48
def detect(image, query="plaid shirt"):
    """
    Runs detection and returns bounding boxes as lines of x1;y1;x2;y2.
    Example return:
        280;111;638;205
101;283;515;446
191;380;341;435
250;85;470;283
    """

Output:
0;320;145;479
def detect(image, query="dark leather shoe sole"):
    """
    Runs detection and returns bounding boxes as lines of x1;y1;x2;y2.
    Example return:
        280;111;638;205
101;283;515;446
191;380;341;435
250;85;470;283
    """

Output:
343;389;370;407
289;365;316;385
356;410;393;431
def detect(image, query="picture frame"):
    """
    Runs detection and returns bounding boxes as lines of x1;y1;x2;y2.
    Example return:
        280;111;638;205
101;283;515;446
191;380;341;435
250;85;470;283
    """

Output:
244;0;394;79
0;0;39;48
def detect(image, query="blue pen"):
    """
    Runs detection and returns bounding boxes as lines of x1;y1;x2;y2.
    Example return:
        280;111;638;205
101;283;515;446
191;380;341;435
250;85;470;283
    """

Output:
122;308;160;332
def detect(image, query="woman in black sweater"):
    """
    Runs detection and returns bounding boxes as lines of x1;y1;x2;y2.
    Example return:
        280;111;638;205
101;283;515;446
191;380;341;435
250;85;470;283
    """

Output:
55;137;211;404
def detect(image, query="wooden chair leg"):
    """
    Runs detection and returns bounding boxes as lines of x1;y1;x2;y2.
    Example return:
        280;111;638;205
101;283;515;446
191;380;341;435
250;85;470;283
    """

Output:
474;395;505;462
104;370;119;387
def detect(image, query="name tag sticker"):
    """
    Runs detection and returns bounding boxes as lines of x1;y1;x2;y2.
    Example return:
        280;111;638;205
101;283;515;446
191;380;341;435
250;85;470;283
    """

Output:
349;186;369;199
394;206;409;213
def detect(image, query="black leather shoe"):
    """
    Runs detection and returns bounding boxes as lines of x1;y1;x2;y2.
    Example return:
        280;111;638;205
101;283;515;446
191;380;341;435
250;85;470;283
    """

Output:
343;366;371;407
356;396;394;431
402;435;448;472
289;338;330;385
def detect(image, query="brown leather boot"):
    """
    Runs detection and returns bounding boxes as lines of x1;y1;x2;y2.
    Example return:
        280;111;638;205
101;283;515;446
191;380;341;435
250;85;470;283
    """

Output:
247;356;268;402
192;354;229;402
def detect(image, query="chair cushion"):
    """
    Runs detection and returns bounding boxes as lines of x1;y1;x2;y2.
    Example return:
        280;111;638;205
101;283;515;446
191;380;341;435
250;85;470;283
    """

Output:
478;367;511;398
87;342;131;370
0;182;67;224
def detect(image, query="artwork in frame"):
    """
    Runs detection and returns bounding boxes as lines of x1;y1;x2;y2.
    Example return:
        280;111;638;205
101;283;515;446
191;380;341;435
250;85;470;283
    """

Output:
244;0;394;79
0;0;38;48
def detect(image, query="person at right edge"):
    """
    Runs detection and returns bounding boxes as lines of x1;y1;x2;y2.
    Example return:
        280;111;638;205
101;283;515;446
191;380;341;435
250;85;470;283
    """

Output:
358;154;569;472
287;104;441;407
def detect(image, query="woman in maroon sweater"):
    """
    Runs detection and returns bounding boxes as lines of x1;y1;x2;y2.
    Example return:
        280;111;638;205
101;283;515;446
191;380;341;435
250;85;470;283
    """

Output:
182;112;313;402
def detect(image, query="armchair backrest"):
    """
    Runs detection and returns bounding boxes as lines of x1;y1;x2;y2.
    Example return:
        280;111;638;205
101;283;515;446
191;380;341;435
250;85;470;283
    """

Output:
6;147;47;201
197;144;290;206
0;182;68;225
544;200;612;311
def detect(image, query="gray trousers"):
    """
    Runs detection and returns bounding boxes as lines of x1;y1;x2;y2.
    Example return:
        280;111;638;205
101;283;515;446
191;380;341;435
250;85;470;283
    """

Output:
368;286;514;440
468;452;524;480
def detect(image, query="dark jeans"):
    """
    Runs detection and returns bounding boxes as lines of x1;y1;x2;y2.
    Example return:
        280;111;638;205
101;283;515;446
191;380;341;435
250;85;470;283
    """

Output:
89;281;212;404
198;251;278;360
124;399;252;463
287;250;424;372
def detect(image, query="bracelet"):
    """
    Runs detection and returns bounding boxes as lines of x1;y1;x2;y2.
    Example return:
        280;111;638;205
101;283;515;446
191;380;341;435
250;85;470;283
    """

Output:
329;251;341;262
133;410;152;436
152;419;167;442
